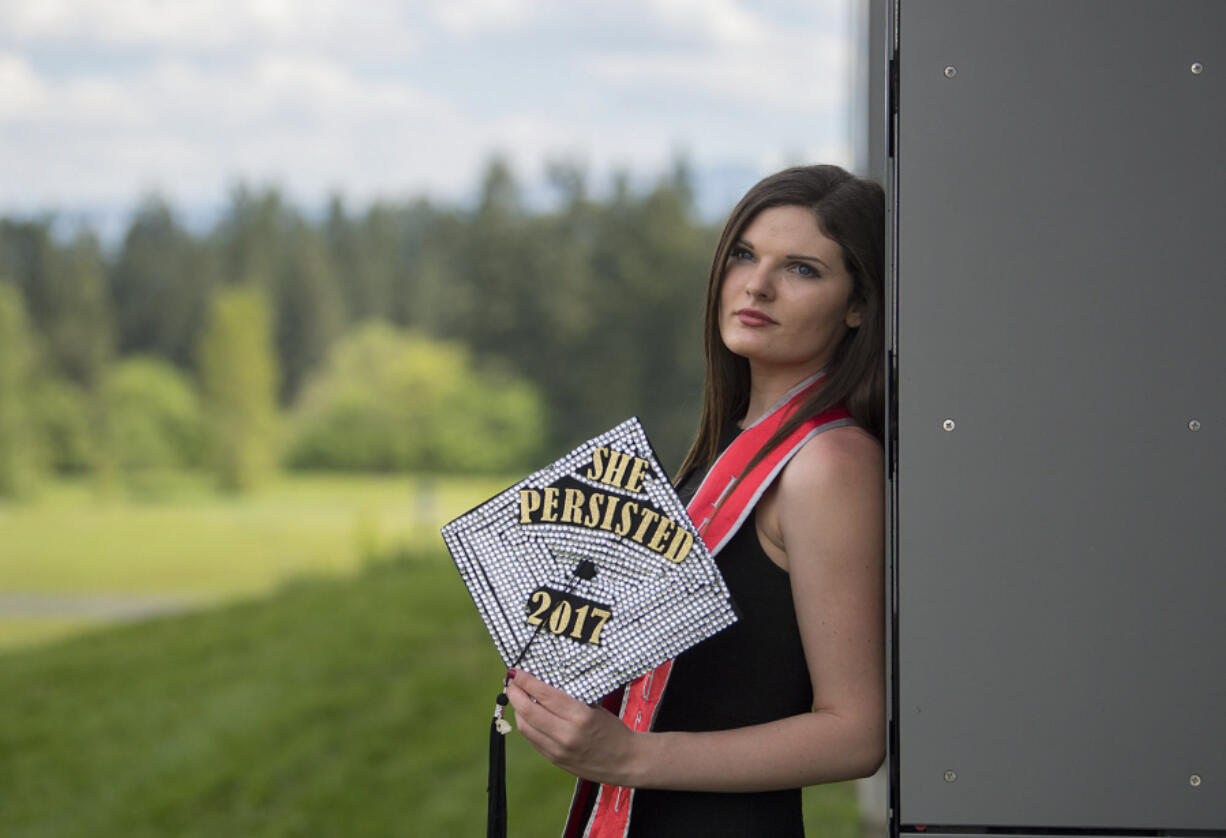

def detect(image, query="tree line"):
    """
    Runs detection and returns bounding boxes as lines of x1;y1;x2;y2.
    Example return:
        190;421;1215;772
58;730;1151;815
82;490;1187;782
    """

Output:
0;159;718;496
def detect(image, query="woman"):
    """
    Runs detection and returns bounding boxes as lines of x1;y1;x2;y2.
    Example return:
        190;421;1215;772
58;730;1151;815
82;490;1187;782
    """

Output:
507;165;885;836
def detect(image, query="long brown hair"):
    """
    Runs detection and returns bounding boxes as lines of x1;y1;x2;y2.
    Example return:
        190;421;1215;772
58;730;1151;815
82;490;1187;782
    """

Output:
676;164;885;481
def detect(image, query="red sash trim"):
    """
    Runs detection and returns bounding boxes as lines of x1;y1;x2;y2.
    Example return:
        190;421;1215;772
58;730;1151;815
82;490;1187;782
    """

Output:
564;372;853;838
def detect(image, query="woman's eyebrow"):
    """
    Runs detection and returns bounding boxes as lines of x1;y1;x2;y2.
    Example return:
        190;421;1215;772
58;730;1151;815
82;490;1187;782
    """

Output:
786;253;831;270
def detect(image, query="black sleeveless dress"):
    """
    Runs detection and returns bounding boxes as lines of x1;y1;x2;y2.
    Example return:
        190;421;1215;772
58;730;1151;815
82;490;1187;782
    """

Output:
624;448;813;836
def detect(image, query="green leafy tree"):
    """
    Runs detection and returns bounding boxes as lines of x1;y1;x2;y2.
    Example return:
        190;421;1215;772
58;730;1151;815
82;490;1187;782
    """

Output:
1;156;716;474
0;282;42;497
29;376;96;474
197;287;280;492
101;357;205;471
286;322;544;473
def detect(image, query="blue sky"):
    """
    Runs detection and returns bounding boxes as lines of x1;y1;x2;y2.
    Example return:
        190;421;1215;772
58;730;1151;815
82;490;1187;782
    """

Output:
0;0;864;229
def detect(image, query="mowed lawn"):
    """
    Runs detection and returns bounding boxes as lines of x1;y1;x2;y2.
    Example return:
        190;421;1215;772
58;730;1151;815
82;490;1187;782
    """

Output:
0;474;862;837
0;472;510;648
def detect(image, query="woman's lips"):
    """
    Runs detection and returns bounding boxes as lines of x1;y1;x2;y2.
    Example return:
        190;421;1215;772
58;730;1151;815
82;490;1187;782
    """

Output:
734;308;777;327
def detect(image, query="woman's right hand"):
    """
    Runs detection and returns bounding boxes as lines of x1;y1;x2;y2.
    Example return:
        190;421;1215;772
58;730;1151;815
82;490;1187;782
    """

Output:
505;668;640;786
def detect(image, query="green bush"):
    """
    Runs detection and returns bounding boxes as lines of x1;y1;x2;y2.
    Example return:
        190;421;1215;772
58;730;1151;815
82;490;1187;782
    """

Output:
286;323;544;473
101;357;205;471
30;376;97;474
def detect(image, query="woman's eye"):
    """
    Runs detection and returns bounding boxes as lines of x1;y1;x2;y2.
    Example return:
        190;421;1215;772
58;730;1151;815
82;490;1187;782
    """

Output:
730;247;754;262
792;263;820;278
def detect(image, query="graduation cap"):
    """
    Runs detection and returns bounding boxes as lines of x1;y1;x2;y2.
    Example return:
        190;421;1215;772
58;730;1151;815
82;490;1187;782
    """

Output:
442;417;737;703
440;418;738;837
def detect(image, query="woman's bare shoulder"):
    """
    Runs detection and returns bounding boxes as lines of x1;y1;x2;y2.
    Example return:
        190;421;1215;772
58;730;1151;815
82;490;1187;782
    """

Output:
755;425;882;569
778;424;882;499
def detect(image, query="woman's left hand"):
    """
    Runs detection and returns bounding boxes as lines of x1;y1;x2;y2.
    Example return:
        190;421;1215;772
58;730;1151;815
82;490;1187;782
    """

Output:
505;669;638;786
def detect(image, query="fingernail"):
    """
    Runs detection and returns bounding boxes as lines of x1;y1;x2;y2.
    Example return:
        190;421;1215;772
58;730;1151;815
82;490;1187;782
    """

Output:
506;668;517;680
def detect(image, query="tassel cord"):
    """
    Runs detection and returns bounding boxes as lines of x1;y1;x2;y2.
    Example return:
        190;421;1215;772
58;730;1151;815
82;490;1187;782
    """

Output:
487;553;591;838
488;692;510;838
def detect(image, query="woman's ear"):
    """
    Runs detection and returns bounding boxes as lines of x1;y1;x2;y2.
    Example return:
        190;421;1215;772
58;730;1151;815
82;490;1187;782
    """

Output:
845;304;863;329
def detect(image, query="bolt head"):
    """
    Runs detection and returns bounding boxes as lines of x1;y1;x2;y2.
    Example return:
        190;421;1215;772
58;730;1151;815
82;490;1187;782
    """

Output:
944;770;957;783
944;65;958;78
1191;62;1204;74
1190;774;1202;787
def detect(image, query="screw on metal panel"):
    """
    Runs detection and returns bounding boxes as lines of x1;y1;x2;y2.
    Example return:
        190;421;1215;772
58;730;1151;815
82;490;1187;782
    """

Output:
1190;774;1202;787
1189;419;1201;431
944;65;958;78
1191;62;1204;74
942;419;956;432
944;770;957;783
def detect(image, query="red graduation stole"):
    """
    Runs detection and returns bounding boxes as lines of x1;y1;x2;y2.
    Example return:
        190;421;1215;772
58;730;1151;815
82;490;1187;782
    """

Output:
563;371;852;838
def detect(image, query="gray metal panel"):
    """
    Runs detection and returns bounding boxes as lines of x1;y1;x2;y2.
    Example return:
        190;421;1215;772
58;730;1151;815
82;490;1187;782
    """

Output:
899;834;1184;838
895;0;1226;830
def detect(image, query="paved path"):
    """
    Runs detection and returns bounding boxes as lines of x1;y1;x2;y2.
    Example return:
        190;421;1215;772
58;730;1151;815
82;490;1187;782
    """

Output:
0;593;203;621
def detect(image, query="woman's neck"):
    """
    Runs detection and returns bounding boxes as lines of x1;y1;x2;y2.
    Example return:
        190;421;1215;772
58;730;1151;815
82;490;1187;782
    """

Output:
740;363;825;428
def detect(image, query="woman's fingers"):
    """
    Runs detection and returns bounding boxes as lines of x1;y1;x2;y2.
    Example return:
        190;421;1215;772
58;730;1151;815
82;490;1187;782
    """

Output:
507;669;573;710
505;670;577;759
507;669;590;729
503;669;637;785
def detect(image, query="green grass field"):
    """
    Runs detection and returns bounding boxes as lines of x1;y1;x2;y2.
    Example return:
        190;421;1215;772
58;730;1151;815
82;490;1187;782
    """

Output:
0;472;509;648
0;475;862;836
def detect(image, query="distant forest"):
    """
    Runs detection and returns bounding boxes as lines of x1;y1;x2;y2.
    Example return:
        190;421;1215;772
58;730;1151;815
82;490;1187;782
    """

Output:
0;159;720;495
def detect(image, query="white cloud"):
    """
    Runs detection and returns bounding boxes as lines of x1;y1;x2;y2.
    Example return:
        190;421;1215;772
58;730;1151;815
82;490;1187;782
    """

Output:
0;49;466;207
639;0;771;46
0;0;861;218
589;36;849;113
585;0;850;113
0;53;44;115
431;0;537;37
4;0;260;48
0;0;424;57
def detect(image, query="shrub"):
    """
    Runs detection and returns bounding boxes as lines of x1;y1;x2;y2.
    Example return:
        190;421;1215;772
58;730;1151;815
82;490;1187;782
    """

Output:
30;376;97;474
286;323;544;473
101;356;205;471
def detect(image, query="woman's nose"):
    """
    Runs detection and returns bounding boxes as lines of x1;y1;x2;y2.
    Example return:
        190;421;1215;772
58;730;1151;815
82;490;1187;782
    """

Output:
745;264;774;298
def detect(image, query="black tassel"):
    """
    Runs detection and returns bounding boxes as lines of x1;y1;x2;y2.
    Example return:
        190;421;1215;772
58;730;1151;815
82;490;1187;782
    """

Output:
487;691;510;838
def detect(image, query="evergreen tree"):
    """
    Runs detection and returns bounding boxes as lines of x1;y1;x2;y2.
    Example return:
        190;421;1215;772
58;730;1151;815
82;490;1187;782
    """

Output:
213;186;288;291
0;282;42;497
212;187;345;405
324;196;397;324
272;222;344;404
0;220;113;387
385;199;443;329
110;197;216;369
0;156;716;474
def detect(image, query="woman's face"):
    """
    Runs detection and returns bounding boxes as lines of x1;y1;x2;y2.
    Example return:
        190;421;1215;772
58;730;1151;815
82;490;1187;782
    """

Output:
718;204;861;377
